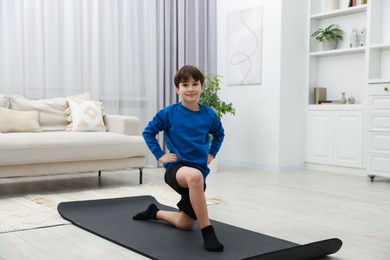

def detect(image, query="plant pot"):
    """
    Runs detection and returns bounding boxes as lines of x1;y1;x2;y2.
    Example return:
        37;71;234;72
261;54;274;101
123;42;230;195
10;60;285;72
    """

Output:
322;39;337;51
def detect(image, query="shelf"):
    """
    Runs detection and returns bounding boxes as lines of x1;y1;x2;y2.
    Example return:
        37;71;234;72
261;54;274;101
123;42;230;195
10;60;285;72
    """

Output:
369;44;390;50
368;79;390;84
310;47;365;57
311;5;367;20
307;104;364;111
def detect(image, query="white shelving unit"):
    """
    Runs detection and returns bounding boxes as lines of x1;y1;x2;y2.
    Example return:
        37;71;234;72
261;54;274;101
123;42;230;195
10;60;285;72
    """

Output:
305;0;390;178
305;0;367;173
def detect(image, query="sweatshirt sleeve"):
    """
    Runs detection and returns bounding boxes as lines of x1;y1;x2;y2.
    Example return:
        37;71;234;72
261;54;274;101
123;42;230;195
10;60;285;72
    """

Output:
142;110;167;160
208;113;225;157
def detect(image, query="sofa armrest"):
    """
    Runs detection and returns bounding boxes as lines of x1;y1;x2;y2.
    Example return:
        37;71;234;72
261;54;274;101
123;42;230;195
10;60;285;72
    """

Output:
104;114;140;136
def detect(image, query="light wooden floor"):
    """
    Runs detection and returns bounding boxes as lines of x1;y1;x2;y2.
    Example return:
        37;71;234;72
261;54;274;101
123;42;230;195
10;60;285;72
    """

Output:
0;165;389;260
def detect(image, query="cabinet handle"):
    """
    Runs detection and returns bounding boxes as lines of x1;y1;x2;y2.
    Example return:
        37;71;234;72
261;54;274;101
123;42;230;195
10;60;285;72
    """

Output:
385;87;389;91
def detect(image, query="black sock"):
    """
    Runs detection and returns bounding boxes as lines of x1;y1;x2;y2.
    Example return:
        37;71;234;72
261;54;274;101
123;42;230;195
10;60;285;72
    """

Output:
201;225;224;252
133;204;159;220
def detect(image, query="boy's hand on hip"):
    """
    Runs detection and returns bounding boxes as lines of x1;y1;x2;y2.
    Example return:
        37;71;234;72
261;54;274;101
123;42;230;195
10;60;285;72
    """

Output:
158;153;179;163
207;154;215;165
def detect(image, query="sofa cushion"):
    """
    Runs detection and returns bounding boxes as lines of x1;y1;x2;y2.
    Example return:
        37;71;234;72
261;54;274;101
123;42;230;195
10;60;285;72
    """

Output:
0;132;149;166
66;99;107;132
0;94;7;108
0;108;41;133
9;93;91;131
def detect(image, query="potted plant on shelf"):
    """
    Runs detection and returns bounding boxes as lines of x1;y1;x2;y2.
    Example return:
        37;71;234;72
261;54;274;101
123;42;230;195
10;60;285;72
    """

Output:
199;72;236;173
311;24;343;51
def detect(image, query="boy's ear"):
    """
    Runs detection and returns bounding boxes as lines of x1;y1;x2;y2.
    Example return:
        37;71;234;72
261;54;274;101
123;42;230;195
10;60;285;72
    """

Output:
175;87;180;95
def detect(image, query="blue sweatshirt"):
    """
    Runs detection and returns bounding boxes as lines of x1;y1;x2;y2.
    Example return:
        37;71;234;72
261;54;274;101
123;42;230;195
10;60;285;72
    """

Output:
143;102;225;179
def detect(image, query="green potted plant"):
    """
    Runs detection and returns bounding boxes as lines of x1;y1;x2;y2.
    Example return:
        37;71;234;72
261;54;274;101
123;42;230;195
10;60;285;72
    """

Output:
311;24;343;51
199;73;236;119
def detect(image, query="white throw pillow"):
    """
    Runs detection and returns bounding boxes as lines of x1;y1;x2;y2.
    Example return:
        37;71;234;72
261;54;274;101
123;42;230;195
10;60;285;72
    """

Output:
9;93;91;131
0;107;41;133
0;94;7;108
66;99;107;132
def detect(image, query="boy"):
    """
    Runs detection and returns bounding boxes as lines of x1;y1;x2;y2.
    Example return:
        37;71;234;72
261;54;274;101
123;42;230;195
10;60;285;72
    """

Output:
133;65;225;252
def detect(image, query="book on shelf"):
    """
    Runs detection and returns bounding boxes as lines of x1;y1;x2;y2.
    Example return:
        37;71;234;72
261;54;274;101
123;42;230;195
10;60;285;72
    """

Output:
314;87;327;104
318;100;342;105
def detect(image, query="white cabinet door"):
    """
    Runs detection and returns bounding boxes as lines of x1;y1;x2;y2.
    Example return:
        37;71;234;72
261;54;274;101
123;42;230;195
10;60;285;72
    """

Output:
306;109;364;168
367;96;390;179
306;110;334;164
334;111;363;168
368;153;390;179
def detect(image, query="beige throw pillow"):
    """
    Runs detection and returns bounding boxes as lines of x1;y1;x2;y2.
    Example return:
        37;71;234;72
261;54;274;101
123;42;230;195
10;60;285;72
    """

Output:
66;99;107;132
9;93;91;131
0;107;41;133
0;94;7;108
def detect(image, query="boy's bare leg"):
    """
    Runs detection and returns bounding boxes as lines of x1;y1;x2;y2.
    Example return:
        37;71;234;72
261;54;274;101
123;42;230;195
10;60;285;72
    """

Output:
156;211;195;230
175;167;210;228
133;166;223;252
176;166;224;252
132;166;207;229
153;166;209;230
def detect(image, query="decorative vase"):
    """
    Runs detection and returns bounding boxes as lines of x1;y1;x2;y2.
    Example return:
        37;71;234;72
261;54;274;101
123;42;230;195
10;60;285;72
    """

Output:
322;39;337;51
325;0;339;12
340;92;347;104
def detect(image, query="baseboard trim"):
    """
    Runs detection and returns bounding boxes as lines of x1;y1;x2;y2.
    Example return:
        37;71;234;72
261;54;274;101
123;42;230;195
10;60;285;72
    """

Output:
305;163;366;176
219;159;305;172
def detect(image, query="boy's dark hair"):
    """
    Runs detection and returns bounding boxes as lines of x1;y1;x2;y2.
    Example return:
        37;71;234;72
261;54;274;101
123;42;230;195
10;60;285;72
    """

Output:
174;65;205;88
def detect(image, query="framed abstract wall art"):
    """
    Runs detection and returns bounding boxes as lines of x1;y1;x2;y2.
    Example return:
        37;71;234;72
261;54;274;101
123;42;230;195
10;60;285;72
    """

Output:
227;6;263;85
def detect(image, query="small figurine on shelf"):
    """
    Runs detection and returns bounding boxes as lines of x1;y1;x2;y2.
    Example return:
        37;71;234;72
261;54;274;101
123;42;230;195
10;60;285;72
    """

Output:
340;92;347;104
348;0;356;7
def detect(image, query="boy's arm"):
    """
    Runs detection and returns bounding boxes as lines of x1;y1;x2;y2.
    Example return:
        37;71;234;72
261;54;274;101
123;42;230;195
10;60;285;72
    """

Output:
142;113;166;160
209;116;225;157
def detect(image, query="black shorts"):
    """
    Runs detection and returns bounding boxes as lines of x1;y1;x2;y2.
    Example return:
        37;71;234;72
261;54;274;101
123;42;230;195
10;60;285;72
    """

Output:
164;163;206;220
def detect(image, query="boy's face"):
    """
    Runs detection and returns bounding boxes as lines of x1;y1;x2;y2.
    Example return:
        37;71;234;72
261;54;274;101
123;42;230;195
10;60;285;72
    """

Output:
176;77;204;104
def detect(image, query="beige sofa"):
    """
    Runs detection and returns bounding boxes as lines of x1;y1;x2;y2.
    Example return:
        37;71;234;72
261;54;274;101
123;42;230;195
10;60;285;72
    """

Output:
0;94;149;184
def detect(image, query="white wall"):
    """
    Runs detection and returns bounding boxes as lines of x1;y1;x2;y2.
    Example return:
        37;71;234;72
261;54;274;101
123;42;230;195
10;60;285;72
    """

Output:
216;0;307;171
279;0;307;168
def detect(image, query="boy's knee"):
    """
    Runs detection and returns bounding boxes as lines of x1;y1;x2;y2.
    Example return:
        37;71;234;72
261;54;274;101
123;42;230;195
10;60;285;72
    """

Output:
188;170;203;187
176;221;195;231
176;213;195;230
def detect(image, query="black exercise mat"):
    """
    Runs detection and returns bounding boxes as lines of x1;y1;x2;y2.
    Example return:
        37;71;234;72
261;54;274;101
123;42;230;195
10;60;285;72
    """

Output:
58;195;342;260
